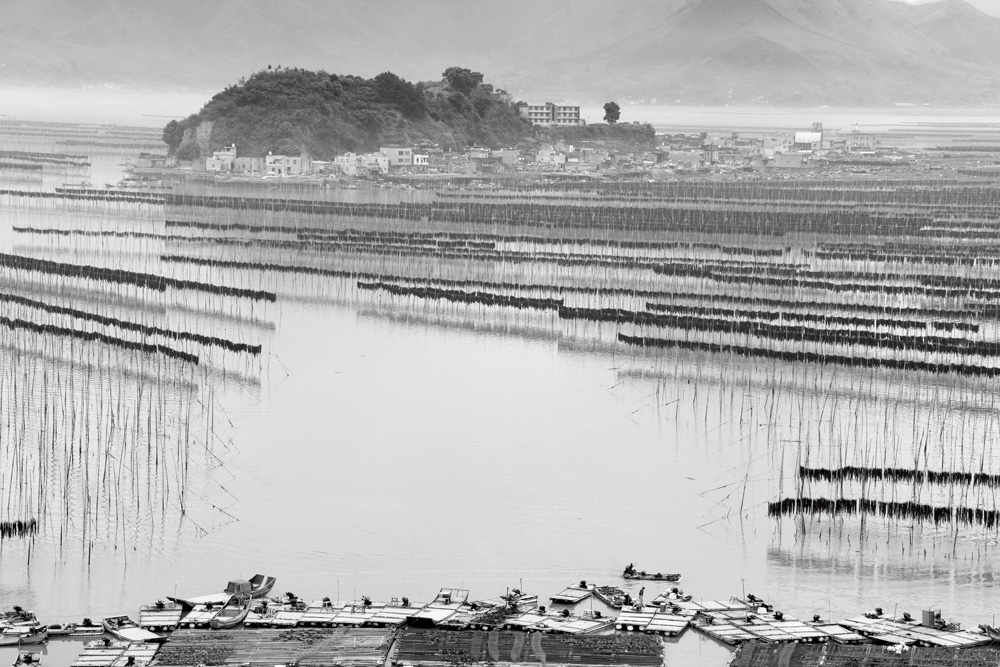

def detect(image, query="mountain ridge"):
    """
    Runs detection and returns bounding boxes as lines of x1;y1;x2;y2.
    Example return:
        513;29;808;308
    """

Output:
2;0;1000;105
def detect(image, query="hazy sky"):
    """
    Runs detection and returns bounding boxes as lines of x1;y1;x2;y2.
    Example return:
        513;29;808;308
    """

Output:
894;0;1000;15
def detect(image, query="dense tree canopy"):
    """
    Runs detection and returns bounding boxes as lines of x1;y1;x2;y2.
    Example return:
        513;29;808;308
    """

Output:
603;101;621;124
162;66;532;158
443;67;484;97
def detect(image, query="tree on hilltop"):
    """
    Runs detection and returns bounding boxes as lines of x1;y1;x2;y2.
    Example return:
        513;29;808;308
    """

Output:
603;101;621;124
443;67;484;96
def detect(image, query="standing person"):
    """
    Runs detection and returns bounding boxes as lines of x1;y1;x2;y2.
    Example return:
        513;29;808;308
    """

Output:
638;587;645;606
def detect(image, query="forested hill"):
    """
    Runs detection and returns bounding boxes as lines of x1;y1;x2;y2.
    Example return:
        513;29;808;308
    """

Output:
161;67;535;159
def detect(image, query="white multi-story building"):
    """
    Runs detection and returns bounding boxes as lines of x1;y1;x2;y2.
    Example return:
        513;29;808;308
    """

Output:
517;102;584;127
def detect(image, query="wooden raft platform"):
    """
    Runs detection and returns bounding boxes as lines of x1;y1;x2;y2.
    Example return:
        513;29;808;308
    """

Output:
149;627;390;667
839;616;991;648
72;641;160;667
394;629;664;666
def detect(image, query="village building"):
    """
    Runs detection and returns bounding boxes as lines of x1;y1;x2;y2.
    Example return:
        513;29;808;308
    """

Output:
380;146;413;169
792;131;823;152
847;131;880;152
205;144;236;172
136;153;167;169
266;152;311;176
333;152;389;176
669;151;704;169
234;157;265;174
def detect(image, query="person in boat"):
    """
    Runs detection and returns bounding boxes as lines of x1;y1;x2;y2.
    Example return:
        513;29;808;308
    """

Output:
623;563;636;576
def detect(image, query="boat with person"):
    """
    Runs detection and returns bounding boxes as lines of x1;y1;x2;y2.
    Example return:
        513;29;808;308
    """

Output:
621;564;681;582
0;625;47;647
209;595;252;630
102;615;165;643
12;650;42;667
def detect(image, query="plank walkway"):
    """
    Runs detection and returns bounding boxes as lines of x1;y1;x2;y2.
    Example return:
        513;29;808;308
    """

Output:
149;627;390;667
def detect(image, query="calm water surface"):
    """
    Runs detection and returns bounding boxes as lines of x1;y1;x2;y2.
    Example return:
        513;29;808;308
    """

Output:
4;97;1000;666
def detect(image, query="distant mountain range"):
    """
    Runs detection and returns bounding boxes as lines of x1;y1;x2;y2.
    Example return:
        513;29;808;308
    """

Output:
3;0;1000;105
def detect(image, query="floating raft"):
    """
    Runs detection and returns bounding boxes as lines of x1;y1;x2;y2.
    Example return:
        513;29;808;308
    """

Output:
139;603;183;632
693;608;865;646
839;615;991;648
549;586;592;605
72;641;159;667
614;609;689;636
150;627;390;667
405;588;471;627
368;604;422;628
177;605;216;629
394;629;664;666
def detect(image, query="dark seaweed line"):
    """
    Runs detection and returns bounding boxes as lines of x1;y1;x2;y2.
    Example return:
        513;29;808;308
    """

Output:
1;188;163;204
0;291;260;355
768;497;1000;528
166;219;794;257
567;307;999;357
616;333;1000;377
0;518;37;539
357;282;563;310
663;267;1000;300
649;292;993;321
0;252;276;302
153;257;999;327
0;315;198;364
644;302;950;332
798;465;1000;488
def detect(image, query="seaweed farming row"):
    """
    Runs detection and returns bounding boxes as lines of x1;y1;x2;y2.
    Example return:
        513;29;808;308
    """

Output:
798;465;1000;488
0;252;275;301
767;497;1000;528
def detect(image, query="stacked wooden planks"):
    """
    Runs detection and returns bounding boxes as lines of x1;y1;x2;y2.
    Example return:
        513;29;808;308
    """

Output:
150;627;390;666
395;629;663;666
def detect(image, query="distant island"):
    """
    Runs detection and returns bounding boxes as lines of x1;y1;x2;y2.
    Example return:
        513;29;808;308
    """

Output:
161;67;612;163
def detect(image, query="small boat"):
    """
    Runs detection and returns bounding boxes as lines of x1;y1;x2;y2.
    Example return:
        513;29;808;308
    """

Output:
209;596;251;630
12;650;42;666
248;574;277;599
102;615;165;643
0;625;47;647
45;623;103;638
621;565;681;582
592;586;628;609
980;624;1000;640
